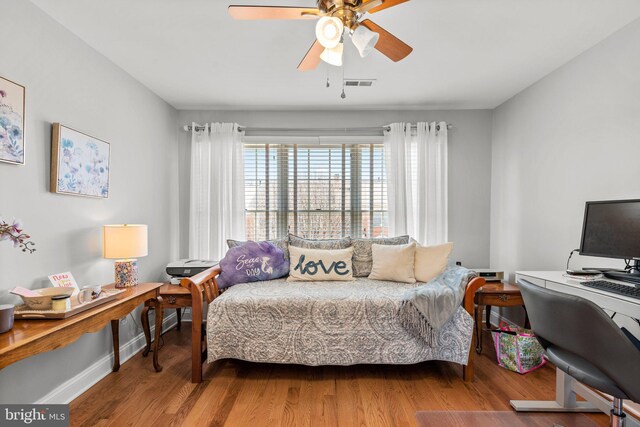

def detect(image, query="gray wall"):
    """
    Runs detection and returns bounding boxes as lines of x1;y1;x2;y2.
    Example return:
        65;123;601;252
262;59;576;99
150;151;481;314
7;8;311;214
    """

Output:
490;18;640;279
177;109;494;268
0;1;178;403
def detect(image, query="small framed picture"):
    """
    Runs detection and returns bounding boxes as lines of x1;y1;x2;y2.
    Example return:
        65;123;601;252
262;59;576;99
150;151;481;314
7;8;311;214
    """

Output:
0;75;26;165
51;123;110;198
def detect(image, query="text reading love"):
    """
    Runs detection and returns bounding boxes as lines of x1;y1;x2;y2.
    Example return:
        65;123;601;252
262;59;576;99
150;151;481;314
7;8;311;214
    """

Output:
294;255;350;276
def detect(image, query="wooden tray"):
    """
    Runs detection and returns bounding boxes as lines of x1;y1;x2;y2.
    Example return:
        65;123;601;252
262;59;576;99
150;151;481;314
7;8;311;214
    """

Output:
14;288;125;319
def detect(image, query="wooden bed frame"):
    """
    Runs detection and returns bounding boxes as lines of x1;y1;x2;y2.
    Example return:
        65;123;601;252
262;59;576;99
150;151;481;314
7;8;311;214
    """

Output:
181;266;486;383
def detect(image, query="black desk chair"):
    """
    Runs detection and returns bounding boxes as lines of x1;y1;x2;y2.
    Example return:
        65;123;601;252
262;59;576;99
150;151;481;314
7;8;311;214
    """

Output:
518;279;640;427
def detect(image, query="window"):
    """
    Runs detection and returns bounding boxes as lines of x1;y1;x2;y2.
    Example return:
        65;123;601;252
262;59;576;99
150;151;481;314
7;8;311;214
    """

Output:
244;143;388;240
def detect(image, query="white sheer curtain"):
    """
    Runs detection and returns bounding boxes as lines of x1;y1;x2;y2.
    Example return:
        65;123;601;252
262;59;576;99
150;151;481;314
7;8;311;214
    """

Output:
384;122;448;245
189;122;245;260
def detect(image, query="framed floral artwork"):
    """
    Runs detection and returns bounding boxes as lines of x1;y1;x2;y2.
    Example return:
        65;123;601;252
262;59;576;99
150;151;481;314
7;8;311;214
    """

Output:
0;75;26;165
51;123;110;198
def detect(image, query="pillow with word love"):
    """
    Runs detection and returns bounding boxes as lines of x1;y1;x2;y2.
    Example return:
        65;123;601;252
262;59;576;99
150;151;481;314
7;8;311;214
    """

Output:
217;241;289;289
288;246;355;282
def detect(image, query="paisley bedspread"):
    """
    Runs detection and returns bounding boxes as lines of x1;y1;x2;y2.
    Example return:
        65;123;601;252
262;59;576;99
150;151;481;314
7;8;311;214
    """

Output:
206;277;474;366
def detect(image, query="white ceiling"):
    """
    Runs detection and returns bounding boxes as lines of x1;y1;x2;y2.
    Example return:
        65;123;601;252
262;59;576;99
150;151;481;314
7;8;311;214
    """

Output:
31;0;640;110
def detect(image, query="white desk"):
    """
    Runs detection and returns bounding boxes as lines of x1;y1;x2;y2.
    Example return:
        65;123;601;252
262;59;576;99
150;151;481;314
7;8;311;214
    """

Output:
511;271;640;426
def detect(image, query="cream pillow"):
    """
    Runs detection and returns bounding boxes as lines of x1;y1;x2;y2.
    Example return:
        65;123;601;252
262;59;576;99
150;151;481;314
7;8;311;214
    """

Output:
414;242;454;282
288;246;354;282
368;242;416;283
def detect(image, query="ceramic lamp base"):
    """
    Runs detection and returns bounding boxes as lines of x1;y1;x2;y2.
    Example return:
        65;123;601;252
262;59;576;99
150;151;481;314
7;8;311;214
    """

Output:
114;259;138;288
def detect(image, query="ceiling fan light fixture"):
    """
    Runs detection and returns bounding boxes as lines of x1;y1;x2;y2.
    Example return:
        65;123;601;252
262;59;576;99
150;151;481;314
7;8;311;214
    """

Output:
351;25;379;58
320;42;344;67
315;16;344;48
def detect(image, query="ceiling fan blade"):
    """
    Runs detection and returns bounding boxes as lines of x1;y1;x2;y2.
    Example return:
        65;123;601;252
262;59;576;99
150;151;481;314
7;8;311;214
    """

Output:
356;0;384;14
298;40;324;71
367;0;410;14
228;5;321;20
360;19;413;62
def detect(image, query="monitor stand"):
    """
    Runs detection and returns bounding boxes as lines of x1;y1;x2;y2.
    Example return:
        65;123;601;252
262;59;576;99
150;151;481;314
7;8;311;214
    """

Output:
603;260;640;285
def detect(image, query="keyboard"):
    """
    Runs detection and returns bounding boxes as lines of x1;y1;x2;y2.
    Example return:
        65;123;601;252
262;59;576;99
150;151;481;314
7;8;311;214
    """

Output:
580;280;640;300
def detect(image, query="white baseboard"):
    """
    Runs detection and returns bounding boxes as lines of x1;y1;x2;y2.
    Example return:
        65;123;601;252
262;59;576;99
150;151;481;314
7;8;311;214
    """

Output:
36;313;177;405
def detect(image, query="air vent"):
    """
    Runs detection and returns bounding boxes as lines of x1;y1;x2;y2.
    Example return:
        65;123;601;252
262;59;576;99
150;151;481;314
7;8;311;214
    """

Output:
343;79;377;87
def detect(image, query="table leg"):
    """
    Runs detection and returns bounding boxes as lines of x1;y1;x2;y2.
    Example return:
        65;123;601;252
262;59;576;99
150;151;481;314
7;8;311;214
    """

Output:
510;368;600;413
141;304;151;357
110;319;120;372
152;296;164;372
475;304;483;353
176;308;182;331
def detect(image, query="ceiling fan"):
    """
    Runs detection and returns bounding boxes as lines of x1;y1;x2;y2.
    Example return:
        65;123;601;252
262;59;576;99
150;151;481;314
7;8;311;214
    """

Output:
229;0;413;71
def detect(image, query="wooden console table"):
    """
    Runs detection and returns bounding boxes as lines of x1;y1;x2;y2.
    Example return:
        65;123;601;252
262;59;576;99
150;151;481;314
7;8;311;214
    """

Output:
0;282;164;372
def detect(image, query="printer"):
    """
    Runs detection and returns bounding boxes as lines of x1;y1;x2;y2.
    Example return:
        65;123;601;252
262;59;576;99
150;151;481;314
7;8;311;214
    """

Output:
166;259;218;284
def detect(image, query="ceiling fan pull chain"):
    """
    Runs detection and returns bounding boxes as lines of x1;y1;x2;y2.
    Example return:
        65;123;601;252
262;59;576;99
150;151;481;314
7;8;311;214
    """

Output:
341;62;346;99
326;65;330;88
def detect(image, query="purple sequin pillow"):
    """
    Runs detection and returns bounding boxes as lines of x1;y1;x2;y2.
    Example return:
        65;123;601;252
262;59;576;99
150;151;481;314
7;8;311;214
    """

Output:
217;241;289;289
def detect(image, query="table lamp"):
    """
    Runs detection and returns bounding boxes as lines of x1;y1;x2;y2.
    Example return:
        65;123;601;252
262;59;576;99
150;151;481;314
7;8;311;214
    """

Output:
103;224;148;288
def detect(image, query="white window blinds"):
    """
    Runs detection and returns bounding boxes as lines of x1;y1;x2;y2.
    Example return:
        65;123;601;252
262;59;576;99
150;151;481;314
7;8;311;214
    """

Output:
244;143;388;240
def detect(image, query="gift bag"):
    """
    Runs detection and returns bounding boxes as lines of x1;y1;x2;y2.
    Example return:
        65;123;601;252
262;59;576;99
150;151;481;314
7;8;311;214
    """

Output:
491;322;546;374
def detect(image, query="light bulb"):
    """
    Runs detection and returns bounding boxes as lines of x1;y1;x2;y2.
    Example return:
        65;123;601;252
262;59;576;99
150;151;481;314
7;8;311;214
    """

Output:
315;17;344;49
324;25;337;40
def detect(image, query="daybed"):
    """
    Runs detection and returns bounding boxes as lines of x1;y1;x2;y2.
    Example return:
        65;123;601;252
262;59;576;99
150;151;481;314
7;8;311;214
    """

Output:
181;264;485;383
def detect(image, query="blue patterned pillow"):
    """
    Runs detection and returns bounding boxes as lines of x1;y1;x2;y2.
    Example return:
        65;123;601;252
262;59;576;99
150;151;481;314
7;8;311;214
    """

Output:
352;235;410;277
217;241;289;289
288;234;351;250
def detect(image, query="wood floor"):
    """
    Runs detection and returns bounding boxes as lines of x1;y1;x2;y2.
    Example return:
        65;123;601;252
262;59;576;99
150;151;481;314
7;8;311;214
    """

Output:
70;325;609;427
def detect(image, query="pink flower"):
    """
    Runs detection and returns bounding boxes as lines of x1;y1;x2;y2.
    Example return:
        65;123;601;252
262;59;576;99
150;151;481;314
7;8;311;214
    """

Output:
10;236;21;247
11;218;23;233
0;216;36;253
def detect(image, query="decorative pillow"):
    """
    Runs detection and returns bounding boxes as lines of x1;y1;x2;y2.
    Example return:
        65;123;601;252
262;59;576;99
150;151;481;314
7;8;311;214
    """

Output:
368;242;417;283
352;235;410;277
288;234;351;250
227;237;289;260
217;241;289;289
414;242;454;283
288;246;354;282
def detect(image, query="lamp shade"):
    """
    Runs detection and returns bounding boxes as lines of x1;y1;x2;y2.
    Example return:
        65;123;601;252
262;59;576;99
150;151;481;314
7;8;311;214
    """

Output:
315;16;344;49
351;25;379;58
103;224;148;259
320;42;344;67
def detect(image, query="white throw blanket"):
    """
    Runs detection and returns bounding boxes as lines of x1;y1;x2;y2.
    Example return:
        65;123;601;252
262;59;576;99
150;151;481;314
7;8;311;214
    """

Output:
398;267;476;346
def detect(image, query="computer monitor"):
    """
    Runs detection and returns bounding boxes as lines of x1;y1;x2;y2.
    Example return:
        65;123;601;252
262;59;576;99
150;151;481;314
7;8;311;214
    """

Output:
579;199;640;283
